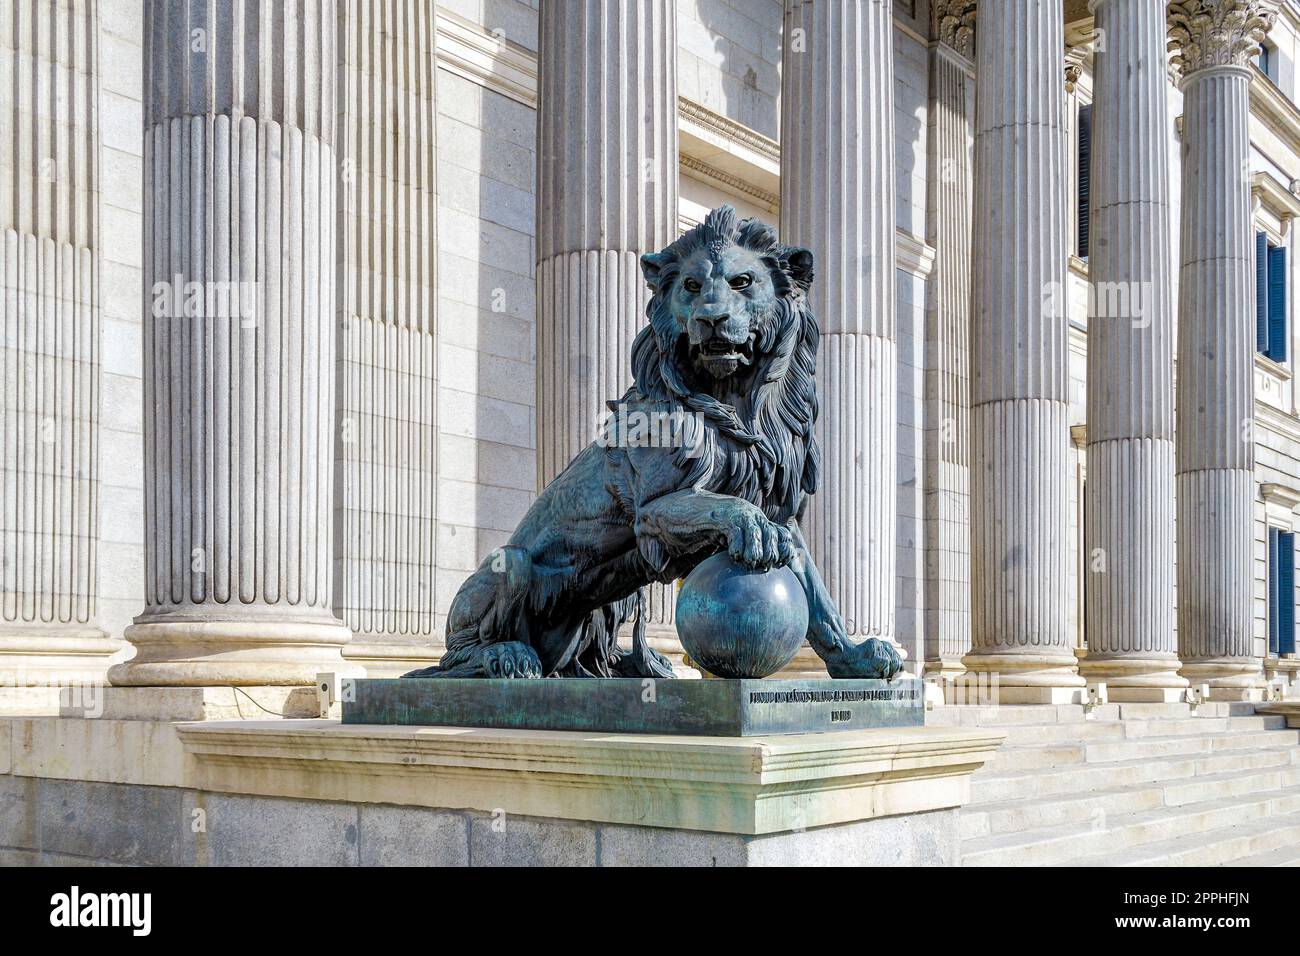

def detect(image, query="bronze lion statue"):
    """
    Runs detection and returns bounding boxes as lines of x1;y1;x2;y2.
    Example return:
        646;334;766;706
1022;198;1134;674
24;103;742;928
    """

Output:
406;205;902;681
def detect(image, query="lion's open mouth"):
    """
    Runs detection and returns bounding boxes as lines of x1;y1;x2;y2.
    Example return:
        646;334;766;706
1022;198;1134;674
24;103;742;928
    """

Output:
697;337;754;366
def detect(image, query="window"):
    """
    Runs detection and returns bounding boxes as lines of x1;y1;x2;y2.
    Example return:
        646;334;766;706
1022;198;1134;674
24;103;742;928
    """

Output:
1256;231;1288;362
1258;42;1275;80
1269;527;1296;656
1077;104;1092;260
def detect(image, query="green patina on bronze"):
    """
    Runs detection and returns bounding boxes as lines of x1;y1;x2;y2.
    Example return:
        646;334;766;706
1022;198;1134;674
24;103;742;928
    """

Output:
345;677;924;736
403;206;903;683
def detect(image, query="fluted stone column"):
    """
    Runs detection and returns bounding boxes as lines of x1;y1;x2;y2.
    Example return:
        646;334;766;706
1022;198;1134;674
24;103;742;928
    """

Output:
1077;0;1186;701
111;0;359;686
535;0;679;636
923;1;976;680
335;0;439;677
964;0;1083;702
781;0;899;654
1169;0;1276;701
0;0;123;681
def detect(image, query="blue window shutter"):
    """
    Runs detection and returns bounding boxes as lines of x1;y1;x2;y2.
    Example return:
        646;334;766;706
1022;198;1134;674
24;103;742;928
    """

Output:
1269;528;1281;656
1077;105;1092;260
1269;244;1288;362
1257;232;1270;354
1282;532;1297;656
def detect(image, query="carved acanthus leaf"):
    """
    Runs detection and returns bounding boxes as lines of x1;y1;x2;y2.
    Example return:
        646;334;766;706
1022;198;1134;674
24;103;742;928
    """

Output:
1168;0;1279;75
930;0;977;58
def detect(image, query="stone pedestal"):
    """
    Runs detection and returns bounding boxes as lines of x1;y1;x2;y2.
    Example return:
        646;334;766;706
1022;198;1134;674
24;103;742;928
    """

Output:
343;677;924;735
780;0;900;653
1078;0;1186;703
0;0;123;683
0;709;1002;865
110;0;358;686
963;0;1083;703
1168;1;1276;701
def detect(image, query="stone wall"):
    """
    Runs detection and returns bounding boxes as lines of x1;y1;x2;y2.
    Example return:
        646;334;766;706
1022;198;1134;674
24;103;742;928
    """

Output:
895;22;932;669
0;775;959;867
94;0;147;649
433;66;538;635
677;0;782;141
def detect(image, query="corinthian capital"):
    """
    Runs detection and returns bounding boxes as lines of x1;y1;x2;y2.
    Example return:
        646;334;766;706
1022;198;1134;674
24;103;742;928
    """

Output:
931;0;977;58
1168;0;1279;75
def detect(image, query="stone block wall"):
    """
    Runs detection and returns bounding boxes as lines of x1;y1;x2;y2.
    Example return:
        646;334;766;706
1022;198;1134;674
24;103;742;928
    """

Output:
677;0;782;141
433;66;538;629
95;0;147;649
0;773;960;867
894;22;932;669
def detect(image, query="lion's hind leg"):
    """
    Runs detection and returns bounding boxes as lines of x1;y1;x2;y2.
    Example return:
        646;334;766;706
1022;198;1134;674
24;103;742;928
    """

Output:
402;545;544;679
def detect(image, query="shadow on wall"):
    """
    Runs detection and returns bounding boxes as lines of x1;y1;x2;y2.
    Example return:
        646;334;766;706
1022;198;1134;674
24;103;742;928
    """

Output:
894;36;929;672
695;0;782;141
430;66;539;630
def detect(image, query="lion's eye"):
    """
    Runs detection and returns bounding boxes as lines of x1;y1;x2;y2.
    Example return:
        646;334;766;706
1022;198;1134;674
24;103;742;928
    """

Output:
728;274;752;290
683;278;702;293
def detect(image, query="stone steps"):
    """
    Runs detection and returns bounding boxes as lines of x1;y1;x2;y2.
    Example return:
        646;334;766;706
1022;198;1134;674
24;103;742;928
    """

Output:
981;729;1300;773
952;702;1300;866
1069;811;1300;867
1081;727;1298;763
931;701;1246;728
1218;842;1300;867
963;758;1300;838
964;784;1300;866
995;720;1128;746
973;745;1295;804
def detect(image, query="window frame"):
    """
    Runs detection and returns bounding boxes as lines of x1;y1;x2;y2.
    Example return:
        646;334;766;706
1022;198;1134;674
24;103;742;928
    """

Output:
1269;526;1297;657
1256;230;1289;364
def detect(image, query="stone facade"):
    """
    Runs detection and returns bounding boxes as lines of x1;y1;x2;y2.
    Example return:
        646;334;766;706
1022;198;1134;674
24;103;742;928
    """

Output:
0;777;962;867
0;0;1298;704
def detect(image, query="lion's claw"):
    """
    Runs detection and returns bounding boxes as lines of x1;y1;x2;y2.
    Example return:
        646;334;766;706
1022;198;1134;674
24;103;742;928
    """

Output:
403;640;542;679
725;506;794;571
824;637;903;681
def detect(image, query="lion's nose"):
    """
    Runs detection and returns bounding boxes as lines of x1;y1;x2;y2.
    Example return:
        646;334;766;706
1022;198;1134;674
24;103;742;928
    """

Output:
696;312;730;328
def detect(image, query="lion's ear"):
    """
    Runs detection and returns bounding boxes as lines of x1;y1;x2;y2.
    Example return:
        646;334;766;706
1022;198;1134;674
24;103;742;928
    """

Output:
640;252;670;291
785;247;814;290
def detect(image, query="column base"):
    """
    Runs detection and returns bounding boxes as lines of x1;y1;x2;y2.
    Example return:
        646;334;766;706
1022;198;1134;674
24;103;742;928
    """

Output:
0;626;125;685
1077;654;1189;702
342;640;443;678
1180;659;1268;702
922;658;966;680
110;619;363;687
960;651;1086;704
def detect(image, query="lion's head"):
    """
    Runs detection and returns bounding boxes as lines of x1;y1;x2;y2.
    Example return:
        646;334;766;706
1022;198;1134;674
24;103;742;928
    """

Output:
628;205;821;514
638;205;814;386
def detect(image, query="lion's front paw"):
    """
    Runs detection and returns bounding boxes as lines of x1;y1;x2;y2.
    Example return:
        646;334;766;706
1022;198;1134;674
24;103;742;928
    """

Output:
723;505;795;570
403;640;543;679
826;637;903;681
482;642;543;678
